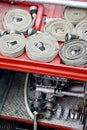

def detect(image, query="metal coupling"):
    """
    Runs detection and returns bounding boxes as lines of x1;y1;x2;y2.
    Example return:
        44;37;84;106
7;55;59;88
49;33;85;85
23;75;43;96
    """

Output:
0;30;7;37
11;0;15;4
65;33;79;41
28;28;40;35
30;6;37;18
45;110;53;120
56;105;62;119
63;107;70;120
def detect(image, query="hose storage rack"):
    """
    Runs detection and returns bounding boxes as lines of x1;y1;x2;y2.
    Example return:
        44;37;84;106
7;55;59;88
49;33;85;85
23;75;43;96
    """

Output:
0;1;87;82
0;1;87;130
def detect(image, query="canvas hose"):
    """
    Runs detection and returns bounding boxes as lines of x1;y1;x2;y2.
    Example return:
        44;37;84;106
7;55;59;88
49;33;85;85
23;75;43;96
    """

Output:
63;6;87;26
73;19;87;41
59;39;87;67
26;32;59;62
44;19;74;41
0;33;27;57
3;8;33;33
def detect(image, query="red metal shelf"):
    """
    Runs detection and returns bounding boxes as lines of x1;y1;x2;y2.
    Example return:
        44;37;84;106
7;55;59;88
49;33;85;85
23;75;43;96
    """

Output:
0;2;87;82
0;115;78;130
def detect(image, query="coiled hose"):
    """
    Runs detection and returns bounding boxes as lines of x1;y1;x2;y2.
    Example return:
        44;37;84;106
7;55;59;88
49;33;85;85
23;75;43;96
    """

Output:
44;18;74;41
73;19;87;41
63;6;87;26
59;39;87;67
0;33;27;57
26;32;59;62
3;8;33;33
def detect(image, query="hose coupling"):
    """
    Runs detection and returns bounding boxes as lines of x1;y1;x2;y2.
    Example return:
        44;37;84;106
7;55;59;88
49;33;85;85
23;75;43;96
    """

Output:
65;33;79;41
30;6;37;18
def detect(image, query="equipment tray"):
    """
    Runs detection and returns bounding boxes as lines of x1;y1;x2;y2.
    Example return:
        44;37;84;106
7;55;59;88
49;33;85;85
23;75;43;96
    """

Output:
0;1;87;82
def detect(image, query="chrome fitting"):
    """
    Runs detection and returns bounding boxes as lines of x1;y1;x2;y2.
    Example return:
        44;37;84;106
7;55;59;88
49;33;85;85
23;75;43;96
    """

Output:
30;6;37;18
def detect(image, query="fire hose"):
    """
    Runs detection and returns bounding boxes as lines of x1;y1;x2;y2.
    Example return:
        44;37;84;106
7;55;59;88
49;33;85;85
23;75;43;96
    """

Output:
0;33;27;57
44;19;74;41
26;32;59;62
59;39;87;67
73;19;87;41
3;8;36;33
63;6;87;26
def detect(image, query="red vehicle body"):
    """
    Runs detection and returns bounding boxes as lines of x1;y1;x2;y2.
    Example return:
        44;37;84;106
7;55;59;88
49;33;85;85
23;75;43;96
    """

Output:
0;0;87;130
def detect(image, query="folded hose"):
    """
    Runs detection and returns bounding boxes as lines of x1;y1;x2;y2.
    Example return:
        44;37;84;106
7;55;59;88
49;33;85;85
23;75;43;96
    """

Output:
44;18;74;41
3;8;32;33
59;39;87;67
63;6;87;26
0;33;27;57
26;32;59;62
73;19;87;41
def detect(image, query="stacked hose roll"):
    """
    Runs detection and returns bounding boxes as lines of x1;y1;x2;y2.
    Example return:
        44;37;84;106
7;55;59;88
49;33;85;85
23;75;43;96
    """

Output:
26;32;59;62
73;19;87;41
63;6;87;26
59;39;87;67
0;33;27;57
44;18;74;41
3;8;32;33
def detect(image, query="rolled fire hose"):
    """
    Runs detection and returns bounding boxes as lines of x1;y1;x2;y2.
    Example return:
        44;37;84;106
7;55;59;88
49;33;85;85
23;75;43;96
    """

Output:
44;18;74;41
3;8;33;33
73;19;87;41
59;39;87;67
63;6;87;26
0;33;27;57
26;32;59;62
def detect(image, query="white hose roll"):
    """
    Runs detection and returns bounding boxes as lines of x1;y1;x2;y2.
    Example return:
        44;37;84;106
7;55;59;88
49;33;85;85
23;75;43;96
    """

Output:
73;19;87;41
63;7;87;26
26;32;59;62
0;33;27;57
59;39;87;67
3;8;32;33
44;18;74;41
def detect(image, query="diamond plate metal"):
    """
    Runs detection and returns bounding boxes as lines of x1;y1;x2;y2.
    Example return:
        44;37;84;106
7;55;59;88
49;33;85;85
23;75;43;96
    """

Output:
0;71;83;129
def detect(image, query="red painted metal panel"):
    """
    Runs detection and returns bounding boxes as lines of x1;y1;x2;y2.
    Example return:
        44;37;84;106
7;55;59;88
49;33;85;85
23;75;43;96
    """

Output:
0;115;80;130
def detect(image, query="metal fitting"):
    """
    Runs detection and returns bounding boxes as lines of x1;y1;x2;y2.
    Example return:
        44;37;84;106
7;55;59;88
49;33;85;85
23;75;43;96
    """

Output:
45;102;53;110
11;0;15;4
0;30;7;37
65;33;79;41
45;110;52;120
30;6;37;18
10;30;22;35
44;17;57;24
63;107;70;120
28;28;40;35
56;105;62;119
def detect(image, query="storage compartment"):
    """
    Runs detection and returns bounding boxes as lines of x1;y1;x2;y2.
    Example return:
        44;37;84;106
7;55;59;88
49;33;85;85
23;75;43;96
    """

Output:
0;70;86;130
0;1;86;82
